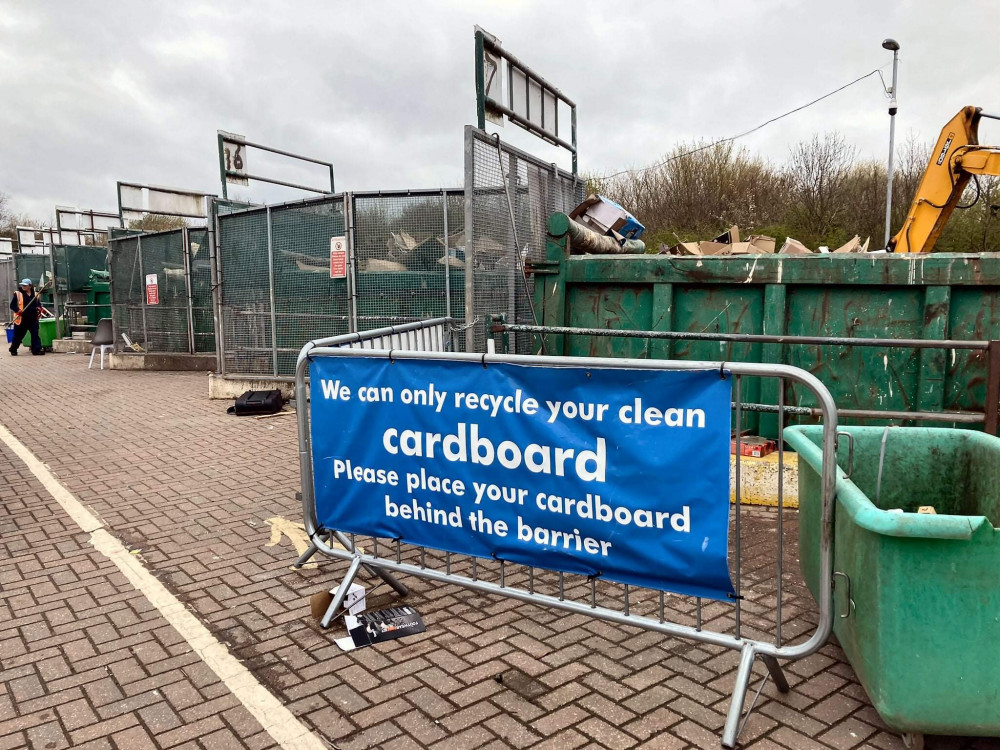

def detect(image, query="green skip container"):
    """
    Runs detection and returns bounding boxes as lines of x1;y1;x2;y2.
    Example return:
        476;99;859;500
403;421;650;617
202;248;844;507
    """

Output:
786;425;1000;741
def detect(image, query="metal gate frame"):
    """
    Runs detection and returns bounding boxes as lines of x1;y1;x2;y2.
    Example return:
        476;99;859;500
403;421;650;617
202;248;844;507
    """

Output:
213;191;464;380
294;318;839;748
108;228;209;354
463;126;584;354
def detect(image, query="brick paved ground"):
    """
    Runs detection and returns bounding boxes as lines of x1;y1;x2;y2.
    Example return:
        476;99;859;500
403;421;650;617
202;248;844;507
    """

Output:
0;441;278;750
0;352;996;750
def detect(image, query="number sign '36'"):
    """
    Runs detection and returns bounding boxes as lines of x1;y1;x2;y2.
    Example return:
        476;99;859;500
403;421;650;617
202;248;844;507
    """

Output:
223;139;248;186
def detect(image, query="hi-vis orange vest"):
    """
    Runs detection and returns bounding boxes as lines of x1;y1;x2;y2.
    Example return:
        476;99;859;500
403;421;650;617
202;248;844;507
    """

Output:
12;290;40;326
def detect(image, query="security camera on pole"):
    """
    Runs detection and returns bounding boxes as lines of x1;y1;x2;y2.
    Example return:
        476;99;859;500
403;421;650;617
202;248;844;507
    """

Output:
882;38;900;249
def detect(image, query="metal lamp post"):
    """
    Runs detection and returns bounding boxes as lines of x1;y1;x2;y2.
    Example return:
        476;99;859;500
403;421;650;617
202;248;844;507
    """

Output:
883;38;900;249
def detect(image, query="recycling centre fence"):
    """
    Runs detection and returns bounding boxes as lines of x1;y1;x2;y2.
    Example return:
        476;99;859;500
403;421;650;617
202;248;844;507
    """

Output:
108;227;215;353
215;190;465;378
463;126;584;353
14;253;51;297
51;244;110;333
294;318;839;748
214;133;583;379
0;258;15;313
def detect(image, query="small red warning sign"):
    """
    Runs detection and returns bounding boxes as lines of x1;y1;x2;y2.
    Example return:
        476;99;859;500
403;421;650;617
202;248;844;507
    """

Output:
330;237;347;279
145;273;159;305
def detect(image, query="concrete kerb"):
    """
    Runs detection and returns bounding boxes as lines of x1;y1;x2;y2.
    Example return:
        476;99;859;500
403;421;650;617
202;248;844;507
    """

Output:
109;352;217;371
208;372;295;401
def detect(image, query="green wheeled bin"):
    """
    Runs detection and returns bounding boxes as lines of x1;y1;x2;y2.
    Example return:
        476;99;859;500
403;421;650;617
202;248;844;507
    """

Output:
23;318;65;350
787;425;1000;746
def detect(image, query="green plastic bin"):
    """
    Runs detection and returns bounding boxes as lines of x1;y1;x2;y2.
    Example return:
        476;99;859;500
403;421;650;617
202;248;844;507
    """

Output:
787;425;1000;739
22;318;64;350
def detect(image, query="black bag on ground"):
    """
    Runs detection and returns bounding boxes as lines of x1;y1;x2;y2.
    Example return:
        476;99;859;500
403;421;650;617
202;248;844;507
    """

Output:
227;389;284;416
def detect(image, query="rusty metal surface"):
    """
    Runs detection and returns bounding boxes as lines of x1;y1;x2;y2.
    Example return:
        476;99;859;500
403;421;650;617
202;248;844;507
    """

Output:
534;214;1000;437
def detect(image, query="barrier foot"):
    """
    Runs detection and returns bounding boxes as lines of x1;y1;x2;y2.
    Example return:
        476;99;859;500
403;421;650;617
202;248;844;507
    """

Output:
760;654;790;694
721;642;757;748
320;555;363;628
332;530;409;597
293;541;320;569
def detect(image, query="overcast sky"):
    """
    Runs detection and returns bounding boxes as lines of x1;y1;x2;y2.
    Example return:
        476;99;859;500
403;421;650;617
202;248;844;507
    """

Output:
1;0;998;221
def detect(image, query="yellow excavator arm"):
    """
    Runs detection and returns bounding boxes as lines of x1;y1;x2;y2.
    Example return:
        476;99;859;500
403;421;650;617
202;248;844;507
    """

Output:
889;106;1000;253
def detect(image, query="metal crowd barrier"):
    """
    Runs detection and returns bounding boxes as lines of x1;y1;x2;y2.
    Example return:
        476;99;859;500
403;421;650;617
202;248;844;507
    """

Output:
492;320;1000;434
293;317;457;571
294;318;839;748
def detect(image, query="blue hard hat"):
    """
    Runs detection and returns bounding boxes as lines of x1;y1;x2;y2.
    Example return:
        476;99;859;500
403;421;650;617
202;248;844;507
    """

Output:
19;278;32;285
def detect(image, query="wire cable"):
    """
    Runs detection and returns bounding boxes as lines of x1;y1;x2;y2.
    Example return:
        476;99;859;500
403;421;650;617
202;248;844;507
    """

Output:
599;67;889;181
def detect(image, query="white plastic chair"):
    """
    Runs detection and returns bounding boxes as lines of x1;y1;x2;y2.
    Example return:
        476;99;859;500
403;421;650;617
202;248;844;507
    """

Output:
89;318;114;370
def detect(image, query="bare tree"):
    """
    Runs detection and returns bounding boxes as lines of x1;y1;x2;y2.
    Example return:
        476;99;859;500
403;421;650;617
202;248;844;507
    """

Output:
127;213;187;232
785;133;857;245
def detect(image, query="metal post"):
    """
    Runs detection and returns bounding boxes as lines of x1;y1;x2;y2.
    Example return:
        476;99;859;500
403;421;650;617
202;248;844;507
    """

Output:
320;555;363;628
442;189;451;322
137;235;148;348
208;201;225;374
345;194;358;333
571;105;578;176
734;375;742;639
329;163;336;193
463;127;476;351
506;152;518;354
181;226;195;354
722;643;757;748
883;40;900;248
475;29;486;131
777;378;785;648
48;245;60;339
107;240;119;350
266;206;278;376
217;132;228;200
986;340;1000;436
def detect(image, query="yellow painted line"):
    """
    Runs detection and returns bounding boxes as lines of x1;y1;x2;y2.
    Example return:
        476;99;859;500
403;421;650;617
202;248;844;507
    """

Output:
0;422;327;750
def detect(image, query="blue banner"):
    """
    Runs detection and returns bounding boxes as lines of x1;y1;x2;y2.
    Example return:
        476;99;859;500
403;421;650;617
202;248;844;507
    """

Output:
310;357;735;600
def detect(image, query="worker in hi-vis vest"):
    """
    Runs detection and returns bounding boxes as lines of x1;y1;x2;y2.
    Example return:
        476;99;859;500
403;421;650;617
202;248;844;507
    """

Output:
9;278;45;356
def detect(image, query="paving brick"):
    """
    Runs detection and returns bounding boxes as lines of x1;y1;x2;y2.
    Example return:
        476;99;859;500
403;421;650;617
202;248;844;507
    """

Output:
818;717;878;750
0;355;908;750
139;700;184;734
25;720;70;750
57;697;99;731
622;706;683;741
577;717;639;749
395;708;448;745
532;704;589;736
198;727;248;750
110;725;159;750
532;729;590;750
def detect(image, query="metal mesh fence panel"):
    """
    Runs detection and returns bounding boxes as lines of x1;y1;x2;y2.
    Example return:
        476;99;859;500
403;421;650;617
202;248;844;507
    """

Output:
138;231;190;352
464;126;584;352
0;259;15;316
352;190;463;334
188;228;215;353
53;245;107;292
216;193;462;379
215;199;256;217
271;198;349;375
109;235;143;347
15;254;50;292
52;244;109;331
218;207;272;374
